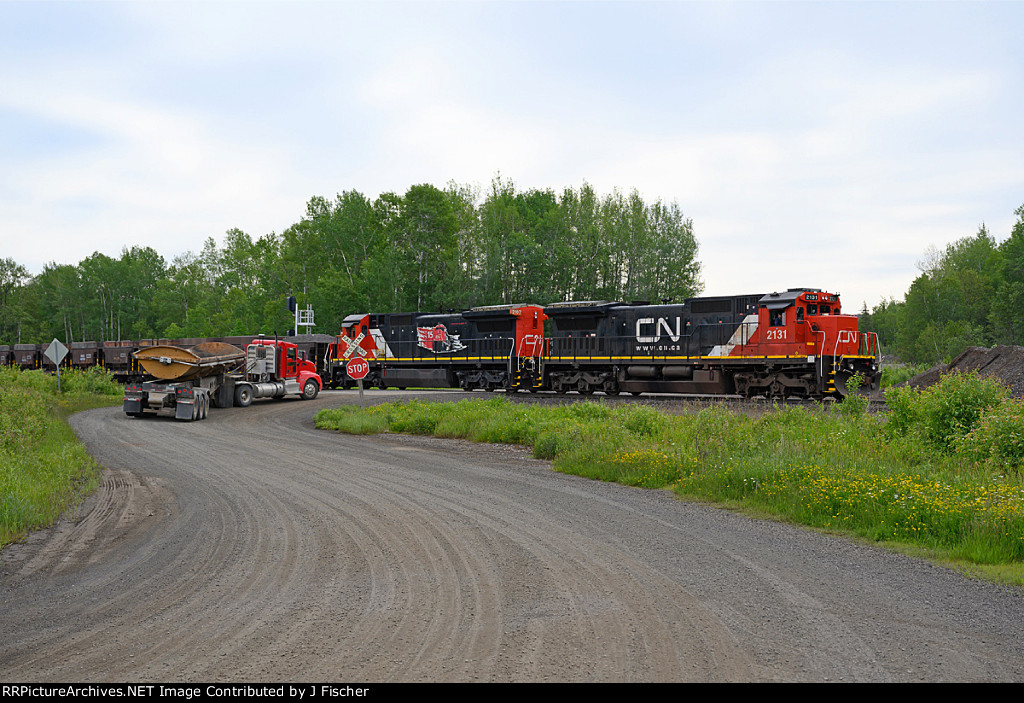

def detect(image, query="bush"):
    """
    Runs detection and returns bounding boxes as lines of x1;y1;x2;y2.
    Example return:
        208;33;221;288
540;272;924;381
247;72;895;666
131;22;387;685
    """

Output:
62;367;122;396
917;372;1009;452
883;384;921;441
957;399;1024;471
839;374;868;417
884;371;1009;453
0;367;57;394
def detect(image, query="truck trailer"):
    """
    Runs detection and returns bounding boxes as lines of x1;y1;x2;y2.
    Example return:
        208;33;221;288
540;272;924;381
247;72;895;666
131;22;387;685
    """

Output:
123;338;322;421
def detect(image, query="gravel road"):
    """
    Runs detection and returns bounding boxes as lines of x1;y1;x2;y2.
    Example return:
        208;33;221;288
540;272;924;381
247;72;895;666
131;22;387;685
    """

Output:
2;390;1023;682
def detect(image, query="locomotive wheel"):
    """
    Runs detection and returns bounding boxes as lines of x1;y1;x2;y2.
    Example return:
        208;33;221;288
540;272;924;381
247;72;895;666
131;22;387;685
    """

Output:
630;391;643;396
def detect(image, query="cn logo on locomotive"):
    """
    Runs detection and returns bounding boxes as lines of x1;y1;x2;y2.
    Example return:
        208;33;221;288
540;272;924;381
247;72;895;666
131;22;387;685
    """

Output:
635;317;682;344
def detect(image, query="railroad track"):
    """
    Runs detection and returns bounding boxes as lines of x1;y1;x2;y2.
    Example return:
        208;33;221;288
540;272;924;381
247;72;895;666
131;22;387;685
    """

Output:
338;387;889;415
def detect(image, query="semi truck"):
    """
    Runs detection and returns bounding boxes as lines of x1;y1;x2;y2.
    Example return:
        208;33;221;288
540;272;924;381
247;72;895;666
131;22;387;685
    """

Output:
123;337;322;421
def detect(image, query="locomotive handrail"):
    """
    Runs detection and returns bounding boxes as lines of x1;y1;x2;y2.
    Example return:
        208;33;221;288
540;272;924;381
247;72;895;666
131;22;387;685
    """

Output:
816;328;827;382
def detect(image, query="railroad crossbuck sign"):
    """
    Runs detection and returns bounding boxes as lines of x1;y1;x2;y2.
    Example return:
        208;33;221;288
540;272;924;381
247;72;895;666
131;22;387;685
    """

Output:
346;358;370;380
339;333;367;359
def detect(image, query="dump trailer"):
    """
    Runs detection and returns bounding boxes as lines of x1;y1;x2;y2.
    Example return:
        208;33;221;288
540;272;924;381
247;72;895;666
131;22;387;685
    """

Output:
124;338;322;421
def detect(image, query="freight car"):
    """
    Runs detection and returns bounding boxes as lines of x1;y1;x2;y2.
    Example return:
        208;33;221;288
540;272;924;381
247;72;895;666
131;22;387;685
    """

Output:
1;334;336;383
330;288;879;400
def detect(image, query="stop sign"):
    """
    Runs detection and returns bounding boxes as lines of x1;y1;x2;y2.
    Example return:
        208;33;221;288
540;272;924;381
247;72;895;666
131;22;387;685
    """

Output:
346;358;370;380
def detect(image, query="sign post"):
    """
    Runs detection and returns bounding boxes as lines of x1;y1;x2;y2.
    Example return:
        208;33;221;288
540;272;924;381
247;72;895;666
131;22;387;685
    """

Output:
43;338;69;393
346;358;370;406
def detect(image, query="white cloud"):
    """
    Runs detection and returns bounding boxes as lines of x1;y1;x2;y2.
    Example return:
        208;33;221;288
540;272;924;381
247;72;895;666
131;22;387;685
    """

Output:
1;0;1022;318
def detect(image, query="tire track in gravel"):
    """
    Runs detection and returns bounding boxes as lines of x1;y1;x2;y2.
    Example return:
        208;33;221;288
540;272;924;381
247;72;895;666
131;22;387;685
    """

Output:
2;390;1024;682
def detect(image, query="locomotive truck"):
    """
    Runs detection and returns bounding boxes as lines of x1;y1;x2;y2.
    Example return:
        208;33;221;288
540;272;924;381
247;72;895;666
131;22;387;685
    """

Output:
123;337;322;421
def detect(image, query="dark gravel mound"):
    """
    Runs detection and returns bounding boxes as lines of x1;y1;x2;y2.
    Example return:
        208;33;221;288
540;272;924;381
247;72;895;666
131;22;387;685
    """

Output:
905;345;1024;396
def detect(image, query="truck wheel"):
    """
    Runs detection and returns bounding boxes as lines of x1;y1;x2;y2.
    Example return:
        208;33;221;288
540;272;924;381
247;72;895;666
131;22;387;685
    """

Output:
302;379;319;400
235;385;253;407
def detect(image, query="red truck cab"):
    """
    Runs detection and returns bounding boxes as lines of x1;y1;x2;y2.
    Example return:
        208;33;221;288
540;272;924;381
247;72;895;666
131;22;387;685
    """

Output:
246;338;322;398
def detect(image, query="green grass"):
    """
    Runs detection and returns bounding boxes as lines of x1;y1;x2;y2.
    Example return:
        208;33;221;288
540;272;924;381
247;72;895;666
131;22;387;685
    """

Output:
880;362;932;388
316;391;1024;585
0;367;123;547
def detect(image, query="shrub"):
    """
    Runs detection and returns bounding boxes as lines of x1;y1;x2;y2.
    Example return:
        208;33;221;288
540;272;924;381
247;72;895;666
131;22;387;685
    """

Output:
62;367;122;396
839;374;868;417
884;371;1009;453
957;399;1024;472
917;372;1009;452
883;384;920;441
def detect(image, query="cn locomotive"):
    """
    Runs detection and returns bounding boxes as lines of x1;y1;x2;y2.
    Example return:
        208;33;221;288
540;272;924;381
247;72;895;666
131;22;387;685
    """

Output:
327;304;546;392
327;288;880;400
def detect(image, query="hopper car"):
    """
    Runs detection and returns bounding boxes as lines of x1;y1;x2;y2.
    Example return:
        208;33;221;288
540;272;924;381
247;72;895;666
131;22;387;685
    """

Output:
2;334;335;382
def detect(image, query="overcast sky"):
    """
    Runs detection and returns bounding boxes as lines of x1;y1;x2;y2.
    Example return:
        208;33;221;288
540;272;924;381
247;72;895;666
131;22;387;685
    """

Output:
3;1;1023;311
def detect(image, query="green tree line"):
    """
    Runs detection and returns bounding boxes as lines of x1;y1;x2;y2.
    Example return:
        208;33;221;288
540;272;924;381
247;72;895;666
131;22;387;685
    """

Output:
1;178;702;344
861;204;1024;365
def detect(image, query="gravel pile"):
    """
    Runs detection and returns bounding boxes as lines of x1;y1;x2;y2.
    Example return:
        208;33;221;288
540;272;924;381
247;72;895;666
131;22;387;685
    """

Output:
905;345;1024;396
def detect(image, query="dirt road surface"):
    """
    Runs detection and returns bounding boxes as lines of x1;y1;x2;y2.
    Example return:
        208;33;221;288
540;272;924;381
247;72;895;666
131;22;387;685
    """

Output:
2;390;1023;682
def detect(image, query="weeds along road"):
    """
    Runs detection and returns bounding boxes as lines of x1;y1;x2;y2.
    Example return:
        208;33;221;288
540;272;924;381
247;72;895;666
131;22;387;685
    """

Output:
2;390;1024;682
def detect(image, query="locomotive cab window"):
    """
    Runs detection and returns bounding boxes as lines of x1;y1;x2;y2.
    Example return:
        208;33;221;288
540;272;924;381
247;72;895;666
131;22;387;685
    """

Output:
807;304;818;316
769;310;785;327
